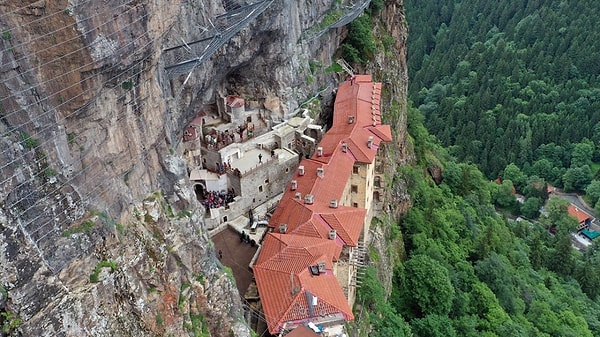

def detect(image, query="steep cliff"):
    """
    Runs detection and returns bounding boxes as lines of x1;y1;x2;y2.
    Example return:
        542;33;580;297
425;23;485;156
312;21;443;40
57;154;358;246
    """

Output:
367;0;412;298
0;0;408;336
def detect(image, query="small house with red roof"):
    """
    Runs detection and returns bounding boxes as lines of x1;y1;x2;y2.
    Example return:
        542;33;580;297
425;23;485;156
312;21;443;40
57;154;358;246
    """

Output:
568;204;592;231
253;75;392;335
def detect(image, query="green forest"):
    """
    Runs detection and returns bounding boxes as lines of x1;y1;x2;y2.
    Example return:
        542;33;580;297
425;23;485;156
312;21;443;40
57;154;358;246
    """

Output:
405;0;600;205
359;105;600;337
347;1;600;336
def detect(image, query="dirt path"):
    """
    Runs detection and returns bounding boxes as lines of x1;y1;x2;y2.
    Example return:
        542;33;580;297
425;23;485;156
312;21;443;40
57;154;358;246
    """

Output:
211;227;258;296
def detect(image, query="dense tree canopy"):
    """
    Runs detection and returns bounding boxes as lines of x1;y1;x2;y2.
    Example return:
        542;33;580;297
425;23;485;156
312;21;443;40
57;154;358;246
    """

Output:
353;2;600;336
406;0;600;180
358;106;600;336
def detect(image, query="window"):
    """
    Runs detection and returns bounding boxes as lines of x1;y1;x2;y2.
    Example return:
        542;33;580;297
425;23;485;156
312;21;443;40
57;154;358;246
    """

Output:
265;179;269;184
351;185;358;193
259;185;263;192
352;202;358;208
374;176;381;188
353;166;359;174
223;216;228;222
374;191;381;202
375;161;384;174
285;168;289;173
247;116;252;122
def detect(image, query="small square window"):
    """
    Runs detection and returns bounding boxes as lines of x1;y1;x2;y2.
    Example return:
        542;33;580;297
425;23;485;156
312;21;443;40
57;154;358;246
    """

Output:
265;179;269;184
351;185;358;193
374;191;381;202
259;185;263;192
352;202;358;208
353;166;359;174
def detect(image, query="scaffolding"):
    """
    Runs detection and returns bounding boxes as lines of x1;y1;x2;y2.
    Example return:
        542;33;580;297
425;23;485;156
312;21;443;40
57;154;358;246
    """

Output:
162;0;274;78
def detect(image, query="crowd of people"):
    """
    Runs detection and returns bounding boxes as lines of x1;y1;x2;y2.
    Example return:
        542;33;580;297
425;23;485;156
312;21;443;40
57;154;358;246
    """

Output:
204;122;256;149
202;190;236;210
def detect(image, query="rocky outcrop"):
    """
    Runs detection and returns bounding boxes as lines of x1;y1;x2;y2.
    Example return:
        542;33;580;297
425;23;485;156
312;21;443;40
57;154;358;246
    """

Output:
0;0;409;335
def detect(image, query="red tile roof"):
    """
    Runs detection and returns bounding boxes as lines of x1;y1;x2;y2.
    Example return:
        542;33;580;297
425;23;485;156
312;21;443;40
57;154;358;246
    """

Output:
285;325;320;337
568;204;591;224
319;208;366;247
255;75;390;334
226;95;244;108
254;234;352;333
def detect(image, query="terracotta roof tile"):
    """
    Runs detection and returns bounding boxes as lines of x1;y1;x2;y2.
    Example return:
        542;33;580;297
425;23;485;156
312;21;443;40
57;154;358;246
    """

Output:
568;204;591;224
226;95;244;108
367;125;393;142
256;75;390;335
254;234;351;333
345;137;373;163
319;208;366;247
285;325;320;337
290;219;330;240
270;198;312;231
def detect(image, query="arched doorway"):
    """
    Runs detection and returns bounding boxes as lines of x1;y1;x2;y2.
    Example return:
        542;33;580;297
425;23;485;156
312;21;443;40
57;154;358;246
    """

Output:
373;191;381;202
194;183;206;201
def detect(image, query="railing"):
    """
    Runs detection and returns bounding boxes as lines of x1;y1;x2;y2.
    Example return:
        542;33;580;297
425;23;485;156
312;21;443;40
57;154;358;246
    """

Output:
302;0;372;42
162;0;275;78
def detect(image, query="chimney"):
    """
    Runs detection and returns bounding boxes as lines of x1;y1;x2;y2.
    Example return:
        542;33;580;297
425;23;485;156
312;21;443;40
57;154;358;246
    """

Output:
291;180;297;190
367;136;374;149
317;147;323;157
348;116;354;124
298;165;305;176
295;192;302;200
279;223;287;234
317;167;324;178
317;261;326;273
328;230;337;240
341;142;348;153
329;199;338;208
304;194;314;205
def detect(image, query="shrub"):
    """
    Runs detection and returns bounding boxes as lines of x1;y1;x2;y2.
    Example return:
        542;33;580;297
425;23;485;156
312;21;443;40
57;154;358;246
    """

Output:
21;132;39;149
122;80;134;90
44;167;57;178
89;260;118;283
342;14;376;65
62;220;95;236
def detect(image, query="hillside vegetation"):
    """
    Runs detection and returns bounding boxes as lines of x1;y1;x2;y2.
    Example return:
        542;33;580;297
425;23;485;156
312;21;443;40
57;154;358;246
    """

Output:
358;106;600;337
406;0;600;185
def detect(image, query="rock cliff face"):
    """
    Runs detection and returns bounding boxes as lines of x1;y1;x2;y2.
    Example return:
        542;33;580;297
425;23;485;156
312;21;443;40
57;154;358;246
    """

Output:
0;0;408;336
